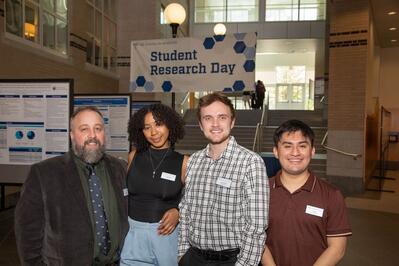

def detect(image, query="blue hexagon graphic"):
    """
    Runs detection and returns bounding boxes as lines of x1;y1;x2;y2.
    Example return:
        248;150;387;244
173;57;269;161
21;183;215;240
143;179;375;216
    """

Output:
244;47;256;60
203;37;215;49
144;81;154;92
129;82;138;91
232;80;245;91
243;60;255;72
162;81;173;92
243;34;257;47
214;35;225;42
223;87;233;92
136;76;146;87
234;41;246;54
234;33;246;40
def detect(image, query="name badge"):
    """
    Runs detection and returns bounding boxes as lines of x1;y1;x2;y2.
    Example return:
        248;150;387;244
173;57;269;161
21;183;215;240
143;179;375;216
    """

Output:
305;205;324;217
160;172;176;182
123;188;129;196
216;177;232;188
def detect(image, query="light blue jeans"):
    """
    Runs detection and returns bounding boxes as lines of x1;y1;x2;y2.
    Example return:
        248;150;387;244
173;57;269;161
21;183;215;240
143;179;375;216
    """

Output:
120;218;179;266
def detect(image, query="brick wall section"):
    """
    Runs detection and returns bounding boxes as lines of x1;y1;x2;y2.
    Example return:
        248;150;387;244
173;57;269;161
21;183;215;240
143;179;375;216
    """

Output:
326;0;371;193
328;0;369;130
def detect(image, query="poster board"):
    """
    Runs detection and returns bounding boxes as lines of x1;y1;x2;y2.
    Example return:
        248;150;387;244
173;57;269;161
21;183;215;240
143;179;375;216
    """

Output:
0;79;73;183
74;94;131;159
131;101;161;114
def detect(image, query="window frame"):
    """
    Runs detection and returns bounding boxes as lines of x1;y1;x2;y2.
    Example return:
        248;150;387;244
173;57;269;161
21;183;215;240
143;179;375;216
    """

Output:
4;0;69;56
194;0;259;23
86;0;117;73
265;0;326;22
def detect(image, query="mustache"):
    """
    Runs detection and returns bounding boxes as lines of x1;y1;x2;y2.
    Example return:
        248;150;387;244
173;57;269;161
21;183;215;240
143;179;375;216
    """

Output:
84;138;100;146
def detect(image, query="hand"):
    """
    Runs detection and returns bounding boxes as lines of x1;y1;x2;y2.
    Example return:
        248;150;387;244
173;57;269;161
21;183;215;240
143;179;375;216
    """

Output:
158;208;179;235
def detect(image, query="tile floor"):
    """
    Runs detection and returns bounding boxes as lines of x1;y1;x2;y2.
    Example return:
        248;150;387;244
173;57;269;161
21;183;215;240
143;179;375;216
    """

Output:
1;170;399;265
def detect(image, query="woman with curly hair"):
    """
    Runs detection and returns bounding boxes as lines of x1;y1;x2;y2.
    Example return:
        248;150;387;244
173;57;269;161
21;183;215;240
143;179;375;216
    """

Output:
120;103;188;266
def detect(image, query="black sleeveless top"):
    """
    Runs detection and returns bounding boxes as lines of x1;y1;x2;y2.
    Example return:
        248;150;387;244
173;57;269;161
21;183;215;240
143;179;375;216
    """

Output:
127;147;184;223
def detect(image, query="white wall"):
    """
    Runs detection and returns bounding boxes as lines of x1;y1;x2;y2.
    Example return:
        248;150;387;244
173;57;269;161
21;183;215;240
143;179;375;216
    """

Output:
379;47;399;161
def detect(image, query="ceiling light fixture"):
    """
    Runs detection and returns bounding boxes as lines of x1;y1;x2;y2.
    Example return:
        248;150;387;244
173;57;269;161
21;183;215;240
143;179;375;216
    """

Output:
391;39;397;42
389;27;397;31
388;11;397;15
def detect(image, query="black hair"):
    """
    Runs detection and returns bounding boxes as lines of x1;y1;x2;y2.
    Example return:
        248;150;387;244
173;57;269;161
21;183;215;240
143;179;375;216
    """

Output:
128;103;185;152
273;119;315;147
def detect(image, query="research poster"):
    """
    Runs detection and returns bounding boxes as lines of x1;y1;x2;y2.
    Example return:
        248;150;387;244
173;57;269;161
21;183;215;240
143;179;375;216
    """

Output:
74;95;131;152
0;80;71;165
131;101;160;115
130;32;257;92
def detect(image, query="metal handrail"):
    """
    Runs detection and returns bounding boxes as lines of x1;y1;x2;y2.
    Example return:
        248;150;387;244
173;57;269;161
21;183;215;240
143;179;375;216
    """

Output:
321;132;362;160
252;123;261;152
252;97;269;152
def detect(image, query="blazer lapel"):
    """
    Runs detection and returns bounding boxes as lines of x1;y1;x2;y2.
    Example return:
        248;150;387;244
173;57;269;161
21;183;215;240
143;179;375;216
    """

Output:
62;152;92;226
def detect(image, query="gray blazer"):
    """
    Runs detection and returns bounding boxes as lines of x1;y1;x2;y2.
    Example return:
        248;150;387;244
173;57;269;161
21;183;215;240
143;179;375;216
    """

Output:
15;152;129;266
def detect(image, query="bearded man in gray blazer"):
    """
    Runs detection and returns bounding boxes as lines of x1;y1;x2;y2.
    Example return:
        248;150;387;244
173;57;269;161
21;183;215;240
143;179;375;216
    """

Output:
15;106;128;266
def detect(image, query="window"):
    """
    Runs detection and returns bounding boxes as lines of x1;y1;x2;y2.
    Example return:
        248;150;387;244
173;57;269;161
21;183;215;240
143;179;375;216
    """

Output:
292;85;303;102
160;6;166;24
195;0;258;23
266;0;326;21
276;65;306;83
277;85;288;103
86;0;117;72
5;0;68;54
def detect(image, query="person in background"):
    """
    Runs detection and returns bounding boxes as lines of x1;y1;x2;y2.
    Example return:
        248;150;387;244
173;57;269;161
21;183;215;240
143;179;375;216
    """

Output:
255;80;266;109
120;103;188;266
262;119;352;266
242;91;251;109
179;92;269;266
15;106;128;266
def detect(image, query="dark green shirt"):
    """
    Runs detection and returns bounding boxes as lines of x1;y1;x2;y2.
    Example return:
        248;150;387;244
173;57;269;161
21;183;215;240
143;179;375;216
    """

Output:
74;155;122;266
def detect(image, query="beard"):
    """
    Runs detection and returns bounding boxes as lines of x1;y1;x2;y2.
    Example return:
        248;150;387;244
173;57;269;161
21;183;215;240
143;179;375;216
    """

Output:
72;137;105;164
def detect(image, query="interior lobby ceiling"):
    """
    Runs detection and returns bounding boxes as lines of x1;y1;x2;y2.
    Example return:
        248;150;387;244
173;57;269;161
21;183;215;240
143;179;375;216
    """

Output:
371;0;399;48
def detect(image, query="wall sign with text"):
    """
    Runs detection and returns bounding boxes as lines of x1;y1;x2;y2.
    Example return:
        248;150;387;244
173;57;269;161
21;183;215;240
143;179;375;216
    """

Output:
130;32;257;92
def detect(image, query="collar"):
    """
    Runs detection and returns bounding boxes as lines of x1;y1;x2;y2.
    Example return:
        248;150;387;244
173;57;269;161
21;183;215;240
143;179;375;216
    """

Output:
204;136;237;160
273;170;316;192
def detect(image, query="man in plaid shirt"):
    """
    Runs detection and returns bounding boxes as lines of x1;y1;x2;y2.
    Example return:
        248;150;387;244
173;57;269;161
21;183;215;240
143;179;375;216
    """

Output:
178;93;269;266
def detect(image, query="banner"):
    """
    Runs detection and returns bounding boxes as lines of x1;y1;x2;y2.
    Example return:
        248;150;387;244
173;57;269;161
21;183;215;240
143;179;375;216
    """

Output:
130;32;257;92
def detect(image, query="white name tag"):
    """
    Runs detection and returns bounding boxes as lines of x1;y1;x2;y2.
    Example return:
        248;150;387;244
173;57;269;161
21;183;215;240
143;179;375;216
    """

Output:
160;172;176;182
305;205;324;217
123;188;129;196
216;177;232;188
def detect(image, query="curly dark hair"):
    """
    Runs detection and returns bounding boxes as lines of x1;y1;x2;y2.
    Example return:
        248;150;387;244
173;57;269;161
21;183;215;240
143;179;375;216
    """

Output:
128;103;185;152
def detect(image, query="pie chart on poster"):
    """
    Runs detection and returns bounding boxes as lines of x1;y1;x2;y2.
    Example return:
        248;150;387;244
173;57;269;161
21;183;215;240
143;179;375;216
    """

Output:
15;131;24;139
27;131;36;140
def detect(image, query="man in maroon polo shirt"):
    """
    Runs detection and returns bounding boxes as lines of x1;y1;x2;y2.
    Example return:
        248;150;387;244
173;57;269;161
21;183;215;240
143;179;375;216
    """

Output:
262;119;352;266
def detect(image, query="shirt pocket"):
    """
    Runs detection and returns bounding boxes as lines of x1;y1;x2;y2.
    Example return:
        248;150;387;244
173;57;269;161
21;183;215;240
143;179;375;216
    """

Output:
210;183;238;221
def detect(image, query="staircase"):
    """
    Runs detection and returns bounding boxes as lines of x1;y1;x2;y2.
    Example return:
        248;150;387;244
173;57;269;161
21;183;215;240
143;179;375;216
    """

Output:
267;109;326;127
175;108;327;179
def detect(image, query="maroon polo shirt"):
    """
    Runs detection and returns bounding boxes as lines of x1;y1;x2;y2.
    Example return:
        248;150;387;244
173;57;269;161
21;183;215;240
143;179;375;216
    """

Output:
266;171;352;266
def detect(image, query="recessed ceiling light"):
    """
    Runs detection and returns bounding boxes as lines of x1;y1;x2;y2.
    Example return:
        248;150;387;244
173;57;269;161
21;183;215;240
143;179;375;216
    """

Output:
389;27;397;31
388;11;397;15
391;39;397;42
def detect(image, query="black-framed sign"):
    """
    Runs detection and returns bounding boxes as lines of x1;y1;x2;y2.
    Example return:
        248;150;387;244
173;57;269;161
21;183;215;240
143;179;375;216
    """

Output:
0;79;73;183
74;94;131;153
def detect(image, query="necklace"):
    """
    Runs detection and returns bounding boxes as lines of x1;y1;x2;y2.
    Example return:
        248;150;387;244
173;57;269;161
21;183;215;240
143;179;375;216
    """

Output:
148;147;169;178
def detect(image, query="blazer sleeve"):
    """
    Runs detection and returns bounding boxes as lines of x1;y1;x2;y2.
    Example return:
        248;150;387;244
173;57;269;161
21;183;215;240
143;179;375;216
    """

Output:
15;164;45;266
